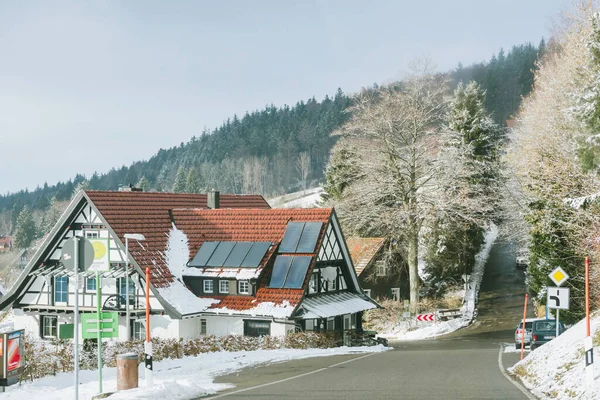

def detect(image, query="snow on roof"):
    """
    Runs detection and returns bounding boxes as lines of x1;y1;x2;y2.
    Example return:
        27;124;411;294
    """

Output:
156;280;220;316
297;292;377;319
181;267;262;280
158;225;220;315
209;300;296;319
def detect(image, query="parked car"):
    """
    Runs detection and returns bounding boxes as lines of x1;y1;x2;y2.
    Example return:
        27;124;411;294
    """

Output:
515;317;546;349
530;319;566;350
516;249;529;269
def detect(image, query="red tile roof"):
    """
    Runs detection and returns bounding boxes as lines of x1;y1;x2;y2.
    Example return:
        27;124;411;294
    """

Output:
345;237;386;276
173;208;332;311
86;190;333;315
85;191;271;288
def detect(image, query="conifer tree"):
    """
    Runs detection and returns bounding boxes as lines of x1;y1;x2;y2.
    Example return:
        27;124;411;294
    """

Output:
14;206;36;249
185;168;201;194
137;176;151;192
172;167;187;193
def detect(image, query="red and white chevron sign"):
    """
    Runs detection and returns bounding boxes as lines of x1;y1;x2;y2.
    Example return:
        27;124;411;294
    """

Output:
416;313;435;322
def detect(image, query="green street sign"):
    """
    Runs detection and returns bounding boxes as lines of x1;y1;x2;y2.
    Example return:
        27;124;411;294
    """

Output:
82;312;119;339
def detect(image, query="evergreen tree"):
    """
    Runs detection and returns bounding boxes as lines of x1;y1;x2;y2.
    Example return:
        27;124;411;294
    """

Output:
41;196;66;235
185;168;201;194
172;167;187;193
322;141;362;202
14;206;36;249
137;176;151;192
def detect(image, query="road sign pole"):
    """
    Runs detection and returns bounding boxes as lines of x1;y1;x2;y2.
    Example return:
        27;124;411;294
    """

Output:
585;256;594;391
97;270;102;394
521;293;528;361
556;309;559;338
74;237;79;400
145;267;153;388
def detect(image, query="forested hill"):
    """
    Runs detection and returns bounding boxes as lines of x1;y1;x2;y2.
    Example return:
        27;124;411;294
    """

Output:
0;40;545;232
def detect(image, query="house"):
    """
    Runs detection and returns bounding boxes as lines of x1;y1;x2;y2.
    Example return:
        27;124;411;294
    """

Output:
0;190;378;340
0;236;12;253
346;237;407;301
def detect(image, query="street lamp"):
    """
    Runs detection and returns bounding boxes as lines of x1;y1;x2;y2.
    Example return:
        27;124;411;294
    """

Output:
124;233;145;340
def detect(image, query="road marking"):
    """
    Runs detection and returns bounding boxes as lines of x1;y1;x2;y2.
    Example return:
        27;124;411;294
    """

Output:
497;344;536;400
206;353;375;399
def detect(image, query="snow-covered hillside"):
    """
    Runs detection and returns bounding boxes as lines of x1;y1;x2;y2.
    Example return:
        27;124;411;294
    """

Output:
509;313;600;399
268;187;324;208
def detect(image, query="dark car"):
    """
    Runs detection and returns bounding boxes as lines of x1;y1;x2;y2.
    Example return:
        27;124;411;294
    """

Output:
530;319;566;350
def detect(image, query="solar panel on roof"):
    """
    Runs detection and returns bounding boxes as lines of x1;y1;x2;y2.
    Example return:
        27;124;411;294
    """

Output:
268;256;293;288
296;222;322;253
223;242;253;267
279;222;305;253
206;242;236;267
189;241;219;267
240;242;270;268
283;256;312;288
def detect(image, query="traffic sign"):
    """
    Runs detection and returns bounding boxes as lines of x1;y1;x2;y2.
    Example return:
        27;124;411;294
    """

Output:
88;238;110;272
82;312;119;339
416;313;435;322
61;237;95;272
548;267;569;286
547;287;570;310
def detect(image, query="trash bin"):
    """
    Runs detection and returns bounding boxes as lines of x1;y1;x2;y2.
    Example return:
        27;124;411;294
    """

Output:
116;353;139;390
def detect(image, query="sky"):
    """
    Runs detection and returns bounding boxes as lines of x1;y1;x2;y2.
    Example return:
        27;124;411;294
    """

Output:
0;0;568;195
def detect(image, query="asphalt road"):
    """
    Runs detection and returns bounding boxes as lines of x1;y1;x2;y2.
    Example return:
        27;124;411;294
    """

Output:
202;240;533;399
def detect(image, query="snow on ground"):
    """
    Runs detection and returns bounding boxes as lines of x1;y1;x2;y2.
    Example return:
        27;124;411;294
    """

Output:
268;187;324;208
4;345;389;400
377;223;499;341
508;313;600;399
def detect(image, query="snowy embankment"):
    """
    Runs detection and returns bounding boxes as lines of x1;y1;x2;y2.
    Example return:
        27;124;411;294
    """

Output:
507;313;600;399
4;345;388;400
378;223;499;340
268;187;324;208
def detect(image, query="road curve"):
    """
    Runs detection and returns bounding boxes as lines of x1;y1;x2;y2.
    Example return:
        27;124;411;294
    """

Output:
202;240;532;399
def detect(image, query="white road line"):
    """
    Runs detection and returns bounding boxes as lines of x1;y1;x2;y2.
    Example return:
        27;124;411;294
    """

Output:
497;344;537;400
206;353;375;399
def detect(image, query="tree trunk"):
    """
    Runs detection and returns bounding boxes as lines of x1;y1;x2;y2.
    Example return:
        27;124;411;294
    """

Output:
408;226;419;314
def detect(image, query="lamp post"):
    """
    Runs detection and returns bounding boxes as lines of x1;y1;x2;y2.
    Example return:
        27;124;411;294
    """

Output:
124;233;145;340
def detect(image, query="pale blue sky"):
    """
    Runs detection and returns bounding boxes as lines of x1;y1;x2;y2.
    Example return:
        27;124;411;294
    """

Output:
0;0;567;194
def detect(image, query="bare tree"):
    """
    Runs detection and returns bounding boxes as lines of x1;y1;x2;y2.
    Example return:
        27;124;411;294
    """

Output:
296;152;311;193
334;71;450;313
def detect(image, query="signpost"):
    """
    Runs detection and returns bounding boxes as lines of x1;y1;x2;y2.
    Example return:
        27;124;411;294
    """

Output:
82;312;119;339
547;267;570;339
61;237;94;400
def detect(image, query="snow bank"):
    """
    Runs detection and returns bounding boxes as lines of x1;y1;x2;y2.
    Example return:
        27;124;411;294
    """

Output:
508;313;600;399
3;346;389;400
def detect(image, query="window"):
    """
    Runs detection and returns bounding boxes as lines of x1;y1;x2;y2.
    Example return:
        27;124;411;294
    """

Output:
219;280;229;294
133;320;145;340
376;261;387;277
86;277;97;292
244;320;270;337
85;231;99;239
118;277;135;305
55;276;68;304
309;273;318;294
203;280;213;293
41;315;57;339
305;319;314;331
200;319;207;335
238;280;249;294
364;289;372;298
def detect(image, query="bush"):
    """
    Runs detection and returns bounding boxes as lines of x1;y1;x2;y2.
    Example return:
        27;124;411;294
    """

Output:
20;331;339;383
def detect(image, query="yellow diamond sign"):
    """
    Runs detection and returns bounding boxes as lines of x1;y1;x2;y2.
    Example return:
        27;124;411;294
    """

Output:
548;266;569;286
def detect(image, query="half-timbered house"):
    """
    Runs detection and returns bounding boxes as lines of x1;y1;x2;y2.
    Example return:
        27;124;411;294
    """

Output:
0;190;378;340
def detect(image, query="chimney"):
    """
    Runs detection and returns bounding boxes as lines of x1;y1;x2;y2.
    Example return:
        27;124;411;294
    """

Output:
207;190;220;209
